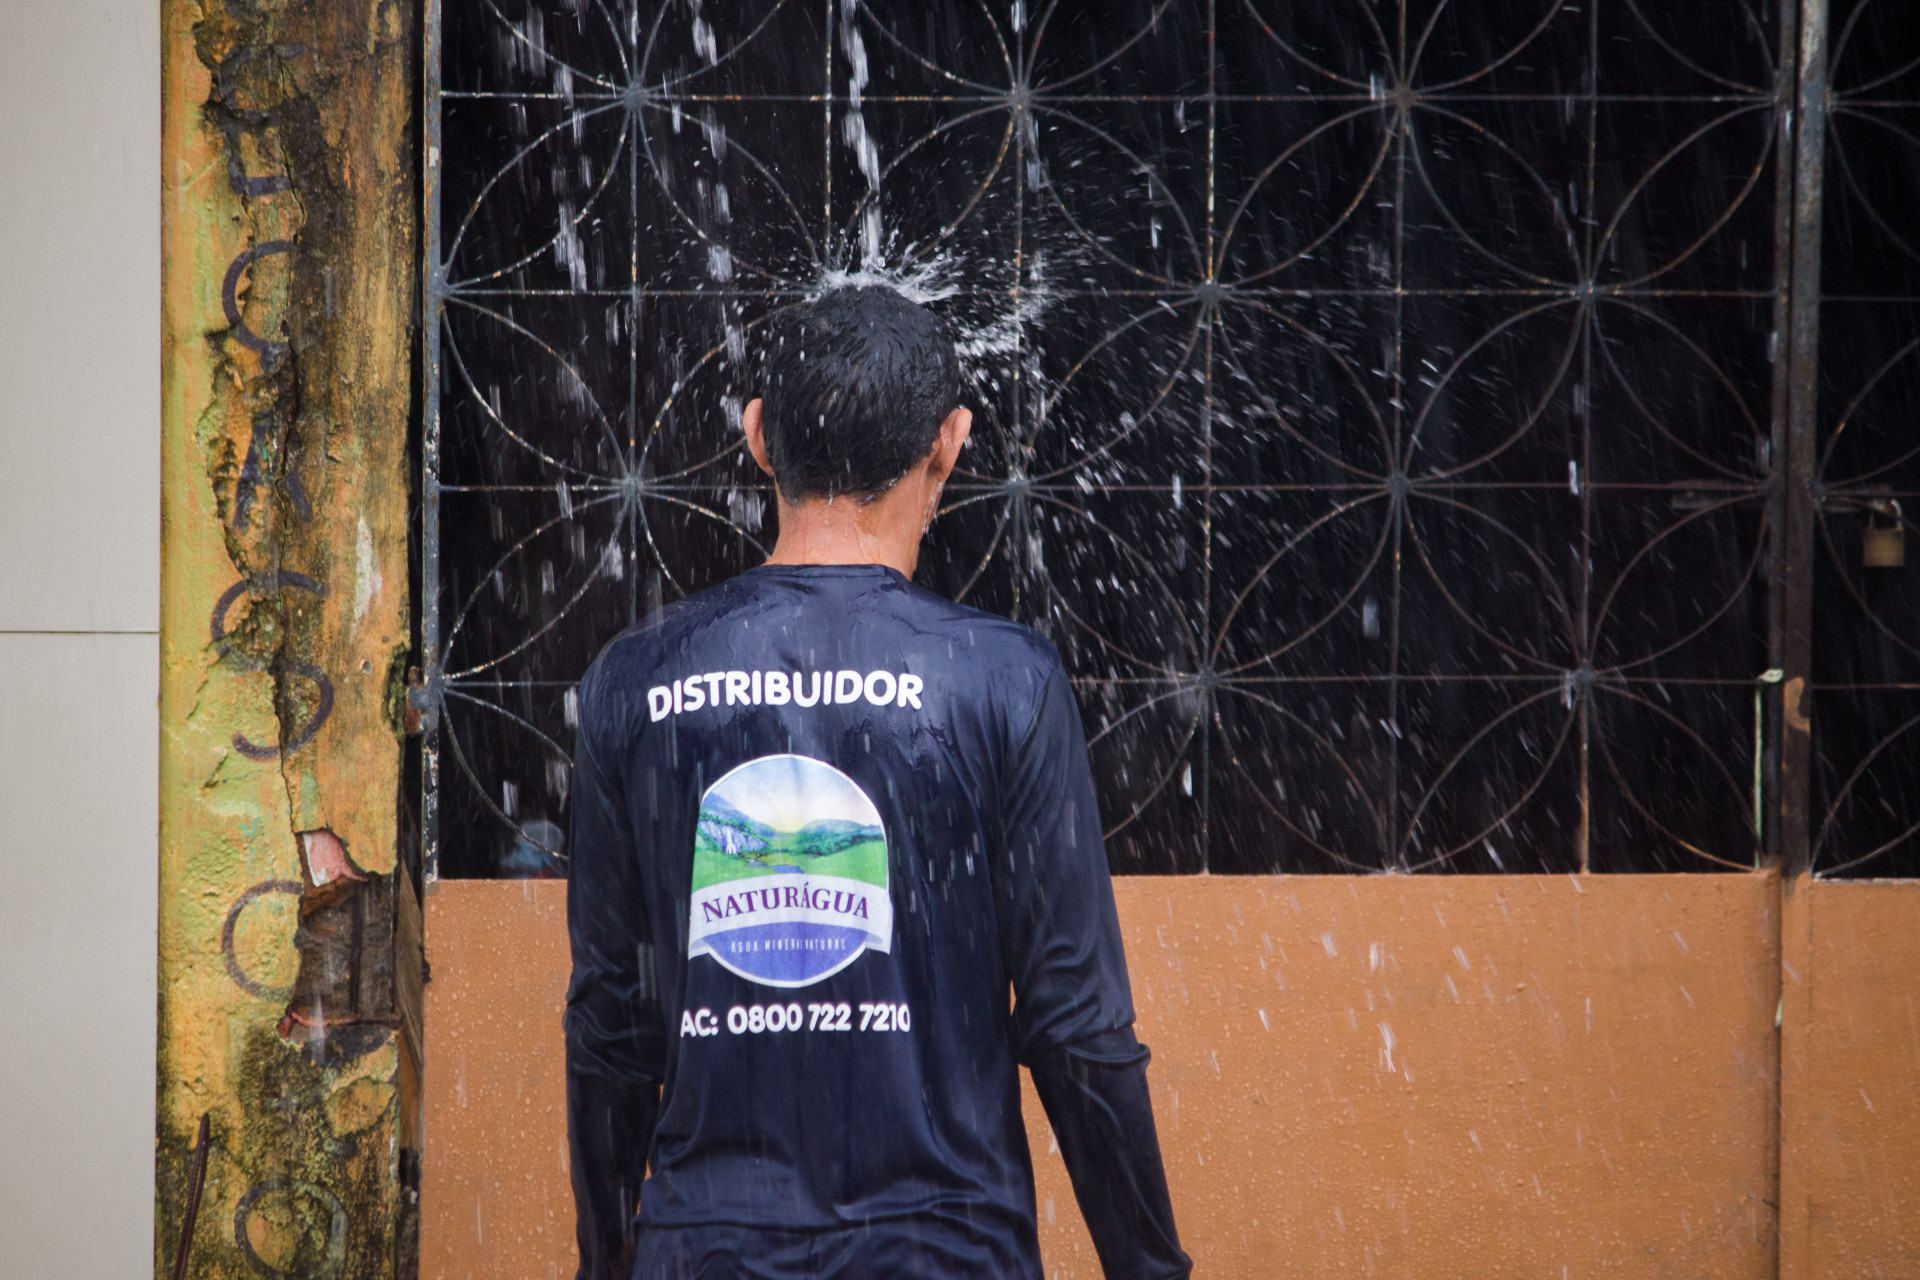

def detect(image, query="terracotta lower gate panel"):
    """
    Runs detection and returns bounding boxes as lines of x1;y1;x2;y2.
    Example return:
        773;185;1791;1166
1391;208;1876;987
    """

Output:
1780;880;1920;1280
419;881;573;1280
1036;875;1779;1278
423;873;1794;1279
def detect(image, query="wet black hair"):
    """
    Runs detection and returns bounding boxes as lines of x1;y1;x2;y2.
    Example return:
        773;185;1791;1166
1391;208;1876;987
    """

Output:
759;284;961;503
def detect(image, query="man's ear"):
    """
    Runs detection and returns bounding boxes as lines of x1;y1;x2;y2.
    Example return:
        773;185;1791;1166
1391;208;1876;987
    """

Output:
925;407;973;487
742;398;775;477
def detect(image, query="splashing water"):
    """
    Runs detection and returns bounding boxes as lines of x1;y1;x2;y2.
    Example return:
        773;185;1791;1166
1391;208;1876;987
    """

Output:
816;0;1055;379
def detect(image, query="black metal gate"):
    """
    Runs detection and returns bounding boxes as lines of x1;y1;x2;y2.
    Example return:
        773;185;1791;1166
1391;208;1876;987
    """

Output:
420;0;1920;880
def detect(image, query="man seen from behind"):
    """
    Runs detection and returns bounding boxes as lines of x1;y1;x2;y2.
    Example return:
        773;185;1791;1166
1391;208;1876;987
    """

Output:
565;284;1192;1280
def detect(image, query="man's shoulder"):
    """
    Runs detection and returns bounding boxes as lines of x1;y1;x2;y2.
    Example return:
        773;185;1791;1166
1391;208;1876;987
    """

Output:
578;569;1066;708
888;586;1070;733
581;583;733;691
890;580;1064;671
894;579;1052;644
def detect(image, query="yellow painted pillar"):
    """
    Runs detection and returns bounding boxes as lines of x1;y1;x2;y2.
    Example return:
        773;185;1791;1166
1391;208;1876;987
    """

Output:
158;0;417;1275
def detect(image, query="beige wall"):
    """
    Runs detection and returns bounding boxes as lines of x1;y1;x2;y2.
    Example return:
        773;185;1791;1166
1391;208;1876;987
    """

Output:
0;0;161;1276
412;873;1920;1279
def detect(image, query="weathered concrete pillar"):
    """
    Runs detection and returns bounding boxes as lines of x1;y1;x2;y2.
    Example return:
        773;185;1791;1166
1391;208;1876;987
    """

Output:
158;0;418;1275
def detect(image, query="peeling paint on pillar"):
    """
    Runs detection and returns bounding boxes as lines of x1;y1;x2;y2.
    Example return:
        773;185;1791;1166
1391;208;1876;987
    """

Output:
159;0;418;1276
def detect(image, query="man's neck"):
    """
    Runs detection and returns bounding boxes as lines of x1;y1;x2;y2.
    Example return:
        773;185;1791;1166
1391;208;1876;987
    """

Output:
761;487;927;578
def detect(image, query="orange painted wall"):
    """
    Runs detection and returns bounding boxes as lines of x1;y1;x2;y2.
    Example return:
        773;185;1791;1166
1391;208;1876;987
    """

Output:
1033;874;1780;1278
1779;879;1920;1280
419;881;574;1280
421;873;1831;1278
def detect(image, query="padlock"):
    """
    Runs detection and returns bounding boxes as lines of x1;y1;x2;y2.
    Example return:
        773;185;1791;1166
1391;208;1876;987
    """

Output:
1864;501;1905;569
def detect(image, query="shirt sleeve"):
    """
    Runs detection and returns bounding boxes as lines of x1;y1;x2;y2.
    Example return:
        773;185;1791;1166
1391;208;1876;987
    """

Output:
564;678;667;1280
1029;1034;1190;1280
995;661;1191;1279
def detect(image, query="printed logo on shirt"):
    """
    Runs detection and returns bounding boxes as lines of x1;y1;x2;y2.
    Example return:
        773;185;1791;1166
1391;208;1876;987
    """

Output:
688;753;892;988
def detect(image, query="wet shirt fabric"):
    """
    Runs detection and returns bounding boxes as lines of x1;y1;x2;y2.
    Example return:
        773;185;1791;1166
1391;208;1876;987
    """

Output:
566;564;1189;1280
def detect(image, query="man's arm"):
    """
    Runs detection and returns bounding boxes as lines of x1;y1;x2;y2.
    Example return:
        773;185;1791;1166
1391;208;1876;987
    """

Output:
997;663;1191;1280
564;686;666;1280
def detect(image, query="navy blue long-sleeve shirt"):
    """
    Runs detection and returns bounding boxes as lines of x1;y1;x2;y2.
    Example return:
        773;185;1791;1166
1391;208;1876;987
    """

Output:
565;563;1189;1280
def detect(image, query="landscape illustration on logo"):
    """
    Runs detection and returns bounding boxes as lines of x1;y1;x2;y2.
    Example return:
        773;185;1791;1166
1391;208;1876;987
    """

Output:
688;753;892;987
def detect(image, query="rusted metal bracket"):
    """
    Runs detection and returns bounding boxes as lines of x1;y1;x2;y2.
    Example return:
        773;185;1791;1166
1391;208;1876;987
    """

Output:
170;1113;213;1280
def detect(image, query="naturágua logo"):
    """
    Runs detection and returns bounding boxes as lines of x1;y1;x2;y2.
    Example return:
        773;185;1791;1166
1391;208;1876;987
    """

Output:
688;754;892;987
